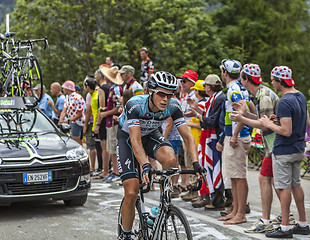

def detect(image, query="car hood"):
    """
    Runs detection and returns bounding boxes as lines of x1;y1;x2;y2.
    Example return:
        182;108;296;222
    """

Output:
0;132;80;160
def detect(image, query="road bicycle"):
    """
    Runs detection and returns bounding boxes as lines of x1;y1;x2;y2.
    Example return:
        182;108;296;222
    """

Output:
117;168;204;240
0;32;48;105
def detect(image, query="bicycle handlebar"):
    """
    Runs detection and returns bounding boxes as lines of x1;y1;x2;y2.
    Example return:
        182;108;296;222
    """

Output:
140;168;207;194
17;37;49;50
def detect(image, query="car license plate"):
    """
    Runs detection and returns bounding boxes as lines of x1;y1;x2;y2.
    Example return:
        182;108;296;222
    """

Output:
23;172;52;183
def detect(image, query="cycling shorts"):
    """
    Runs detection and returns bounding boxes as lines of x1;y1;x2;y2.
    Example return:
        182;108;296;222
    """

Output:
116;128;172;182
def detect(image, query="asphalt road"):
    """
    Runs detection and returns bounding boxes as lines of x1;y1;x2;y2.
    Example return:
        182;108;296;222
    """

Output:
0;169;309;240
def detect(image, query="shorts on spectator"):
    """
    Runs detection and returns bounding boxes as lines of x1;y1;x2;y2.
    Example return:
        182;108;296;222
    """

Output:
107;125;118;154
84;123;96;150
70;122;83;137
260;155;273;177
169;140;182;155
224;136;251;179
272;152;304;189
182;141;193;170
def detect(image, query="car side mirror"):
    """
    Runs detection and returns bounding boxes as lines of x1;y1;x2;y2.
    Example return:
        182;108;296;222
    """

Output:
59;123;71;134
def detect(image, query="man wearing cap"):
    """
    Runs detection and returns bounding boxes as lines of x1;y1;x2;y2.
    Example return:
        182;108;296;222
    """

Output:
118;65;143;103
33;84;54;119
179;70;200;201
218;59;252;225
48;82;66;125
229;64;281;233
98;65;123;182
140;47;154;84
186;74;226;209
59;80;85;145
260;66;309;238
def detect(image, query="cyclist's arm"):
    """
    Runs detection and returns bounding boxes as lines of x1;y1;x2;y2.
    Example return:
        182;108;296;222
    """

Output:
129;126;149;166
177;124;198;163
163;117;173;138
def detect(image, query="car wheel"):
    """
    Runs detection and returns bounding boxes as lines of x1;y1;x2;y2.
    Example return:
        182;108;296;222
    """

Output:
63;194;88;206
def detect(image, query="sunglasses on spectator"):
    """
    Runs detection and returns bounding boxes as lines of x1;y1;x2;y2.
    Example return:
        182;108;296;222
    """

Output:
181;79;190;84
152;90;174;99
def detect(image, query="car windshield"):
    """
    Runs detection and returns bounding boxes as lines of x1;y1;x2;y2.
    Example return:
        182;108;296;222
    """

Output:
0;108;55;134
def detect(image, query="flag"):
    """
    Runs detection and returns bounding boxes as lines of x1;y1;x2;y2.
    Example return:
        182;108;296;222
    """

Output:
198;94;222;196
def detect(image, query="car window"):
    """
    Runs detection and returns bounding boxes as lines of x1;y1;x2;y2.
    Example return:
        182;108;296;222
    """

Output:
0;109;55;134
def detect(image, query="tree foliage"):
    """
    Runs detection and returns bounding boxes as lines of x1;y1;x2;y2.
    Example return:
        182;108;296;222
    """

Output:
208;0;310;96
1;0;310;98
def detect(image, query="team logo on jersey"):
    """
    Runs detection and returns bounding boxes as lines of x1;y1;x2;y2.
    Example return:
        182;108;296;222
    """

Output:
158;113;165;119
125;159;131;169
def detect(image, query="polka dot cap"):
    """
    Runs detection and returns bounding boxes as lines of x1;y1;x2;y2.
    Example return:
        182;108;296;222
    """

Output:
242;63;262;84
271;66;295;86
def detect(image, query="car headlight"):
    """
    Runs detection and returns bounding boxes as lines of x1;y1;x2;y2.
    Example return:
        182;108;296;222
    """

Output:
66;146;88;161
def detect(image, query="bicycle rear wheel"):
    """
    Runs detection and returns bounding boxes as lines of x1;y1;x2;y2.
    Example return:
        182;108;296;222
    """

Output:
117;197;145;240
20;56;43;101
159;205;192;240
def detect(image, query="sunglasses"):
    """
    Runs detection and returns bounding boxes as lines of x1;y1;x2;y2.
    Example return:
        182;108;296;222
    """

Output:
152;90;174;99
181;79;190;84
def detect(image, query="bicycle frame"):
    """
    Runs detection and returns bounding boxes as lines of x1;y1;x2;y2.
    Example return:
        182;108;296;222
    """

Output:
1;33;47;100
135;169;202;240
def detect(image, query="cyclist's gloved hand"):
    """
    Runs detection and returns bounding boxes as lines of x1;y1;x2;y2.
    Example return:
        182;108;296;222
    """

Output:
193;162;207;187
142;163;153;184
193;162;206;176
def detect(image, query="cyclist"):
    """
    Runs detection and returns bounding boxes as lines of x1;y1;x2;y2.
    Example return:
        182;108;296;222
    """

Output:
117;71;205;240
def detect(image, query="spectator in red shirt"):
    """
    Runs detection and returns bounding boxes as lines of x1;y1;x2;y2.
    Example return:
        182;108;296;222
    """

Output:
99;65;123;182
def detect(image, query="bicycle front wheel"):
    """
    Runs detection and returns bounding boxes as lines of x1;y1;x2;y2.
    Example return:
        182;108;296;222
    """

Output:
117;197;145;240
159;205;192;240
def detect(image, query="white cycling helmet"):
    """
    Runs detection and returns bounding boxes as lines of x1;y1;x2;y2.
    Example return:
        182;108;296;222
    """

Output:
148;71;178;92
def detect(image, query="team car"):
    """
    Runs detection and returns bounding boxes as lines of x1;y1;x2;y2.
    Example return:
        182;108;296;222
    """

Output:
0;97;90;206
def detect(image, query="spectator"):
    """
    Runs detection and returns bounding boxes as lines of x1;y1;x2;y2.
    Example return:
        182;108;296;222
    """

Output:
106;56;115;67
179;70;199;202
93;66;111;180
98;65;123;182
229;64;281;233
118;65;143;99
75;85;81;94
140;47;154;85
82;76;98;174
48;82;65;125
83;76;104;177
33;84;54;119
186;75;226;209
218;59;251;225
260;66;310;238
59;80;85;145
22;80;33;97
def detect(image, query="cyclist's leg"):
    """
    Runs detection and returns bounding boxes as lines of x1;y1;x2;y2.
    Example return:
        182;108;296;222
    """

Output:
117;129;140;235
144;129;177;169
122;178;139;230
156;146;178;169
